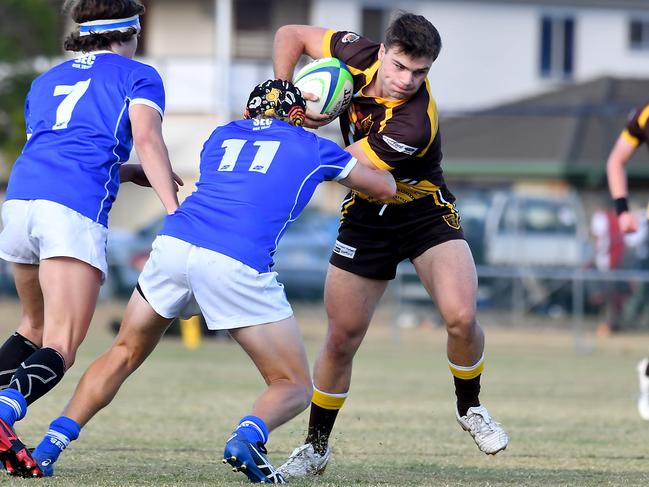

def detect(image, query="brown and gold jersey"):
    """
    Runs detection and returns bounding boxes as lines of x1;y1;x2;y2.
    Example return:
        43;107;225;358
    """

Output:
323;30;445;204
622;102;649;147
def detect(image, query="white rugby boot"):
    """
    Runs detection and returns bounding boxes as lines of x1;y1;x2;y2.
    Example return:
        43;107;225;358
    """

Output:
637;358;649;421
276;443;330;479
456;405;509;455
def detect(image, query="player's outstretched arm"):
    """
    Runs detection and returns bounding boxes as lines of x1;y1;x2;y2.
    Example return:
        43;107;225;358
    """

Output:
339;163;396;201
338;145;396;202
273;25;331;128
606;134;639;233
273;25;328;80
129;104;180;215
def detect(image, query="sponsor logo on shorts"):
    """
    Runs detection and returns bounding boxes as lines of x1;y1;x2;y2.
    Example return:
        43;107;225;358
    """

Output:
333;240;356;258
382;135;418;155
342;32;360;43
443;213;461;229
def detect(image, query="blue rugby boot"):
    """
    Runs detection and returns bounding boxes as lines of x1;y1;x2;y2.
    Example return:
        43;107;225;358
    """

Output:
223;432;286;483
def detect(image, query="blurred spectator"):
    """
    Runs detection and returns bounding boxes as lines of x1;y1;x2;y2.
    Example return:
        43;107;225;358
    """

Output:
590;202;627;333
620;209;649;329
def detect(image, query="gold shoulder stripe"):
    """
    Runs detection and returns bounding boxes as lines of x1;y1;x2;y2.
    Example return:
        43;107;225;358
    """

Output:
639;104;649;129
322;29;334;58
417;78;439;158
360;138;393;170
622;129;640;147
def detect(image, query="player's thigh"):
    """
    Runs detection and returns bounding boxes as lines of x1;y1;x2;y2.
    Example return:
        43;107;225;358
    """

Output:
39;256;102;353
412;239;477;321
13;263;45;335
229;316;310;385
112;290;173;364
324;264;388;336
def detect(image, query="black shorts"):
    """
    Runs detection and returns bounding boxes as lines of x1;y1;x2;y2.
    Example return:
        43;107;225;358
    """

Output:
329;188;465;280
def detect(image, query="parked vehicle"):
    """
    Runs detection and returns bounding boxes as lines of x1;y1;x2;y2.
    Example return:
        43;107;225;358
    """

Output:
272;209;340;299
484;190;591;268
105;217;165;297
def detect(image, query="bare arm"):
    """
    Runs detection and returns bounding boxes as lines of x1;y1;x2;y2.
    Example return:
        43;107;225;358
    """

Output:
606;134;639;233
273;25;328;79
119;164;184;189
273;25;331;128
339;141;396;201
128;105;179;215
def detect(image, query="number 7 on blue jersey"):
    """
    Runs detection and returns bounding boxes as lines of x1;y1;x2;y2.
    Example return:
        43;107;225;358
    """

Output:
52;79;91;130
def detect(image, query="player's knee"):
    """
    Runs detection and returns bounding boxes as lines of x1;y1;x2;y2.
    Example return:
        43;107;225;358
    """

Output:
295;381;314;412
445;308;477;339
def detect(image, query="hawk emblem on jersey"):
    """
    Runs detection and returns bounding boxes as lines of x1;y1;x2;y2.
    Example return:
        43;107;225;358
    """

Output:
443;213;461;229
342;32;360;43
382;135;417;155
351;112;374;137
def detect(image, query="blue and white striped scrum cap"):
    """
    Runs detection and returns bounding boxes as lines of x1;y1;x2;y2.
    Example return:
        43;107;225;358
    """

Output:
244;80;306;126
79;15;141;37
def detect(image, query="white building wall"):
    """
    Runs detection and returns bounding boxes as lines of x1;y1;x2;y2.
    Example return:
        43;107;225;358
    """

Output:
577;9;649;79
310;0;361;31
414;2;542;110
146;0;214;57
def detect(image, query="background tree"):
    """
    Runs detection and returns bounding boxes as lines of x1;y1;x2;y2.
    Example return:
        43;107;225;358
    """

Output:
0;0;61;177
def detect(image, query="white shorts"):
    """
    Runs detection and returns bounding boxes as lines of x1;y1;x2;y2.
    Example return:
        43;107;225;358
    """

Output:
0;199;108;280
138;235;293;330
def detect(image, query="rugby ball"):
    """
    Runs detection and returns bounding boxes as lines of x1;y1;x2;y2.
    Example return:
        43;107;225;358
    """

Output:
293;57;353;120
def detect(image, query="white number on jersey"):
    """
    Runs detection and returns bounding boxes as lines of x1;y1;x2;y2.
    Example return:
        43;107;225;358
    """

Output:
218;139;281;174
52;79;92;130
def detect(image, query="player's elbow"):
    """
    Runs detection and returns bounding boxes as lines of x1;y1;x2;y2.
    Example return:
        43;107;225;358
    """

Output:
274;25;301;47
370;174;397;201
133;128;156;149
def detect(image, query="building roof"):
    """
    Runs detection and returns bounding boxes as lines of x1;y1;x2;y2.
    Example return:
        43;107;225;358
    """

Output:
441;77;649;186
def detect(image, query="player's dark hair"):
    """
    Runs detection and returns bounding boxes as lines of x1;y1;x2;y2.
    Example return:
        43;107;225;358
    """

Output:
385;12;442;61
63;0;145;52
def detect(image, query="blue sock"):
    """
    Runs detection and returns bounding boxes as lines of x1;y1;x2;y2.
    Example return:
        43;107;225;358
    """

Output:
235;415;268;445
33;416;80;476
0;388;27;425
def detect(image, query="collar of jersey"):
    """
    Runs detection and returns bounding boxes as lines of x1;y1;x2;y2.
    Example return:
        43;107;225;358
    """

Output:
82;50;117;55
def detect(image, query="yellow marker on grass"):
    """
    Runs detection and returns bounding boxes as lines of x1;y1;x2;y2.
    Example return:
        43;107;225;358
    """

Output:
179;316;202;349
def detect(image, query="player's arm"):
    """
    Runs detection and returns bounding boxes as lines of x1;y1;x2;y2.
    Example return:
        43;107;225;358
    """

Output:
273;25;330;128
338;142;396;201
129;104;181;215
606;133;639;233
338;162;396;201
119;164;183;190
273;25;328;79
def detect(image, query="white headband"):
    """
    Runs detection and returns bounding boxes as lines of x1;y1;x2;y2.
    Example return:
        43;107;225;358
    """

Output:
78;15;140;37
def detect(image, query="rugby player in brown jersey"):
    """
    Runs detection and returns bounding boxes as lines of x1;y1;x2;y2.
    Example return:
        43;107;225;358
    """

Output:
606;101;649;421
272;12;508;478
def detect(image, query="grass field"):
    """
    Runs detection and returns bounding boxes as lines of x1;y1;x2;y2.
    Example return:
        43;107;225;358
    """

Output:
1;298;648;486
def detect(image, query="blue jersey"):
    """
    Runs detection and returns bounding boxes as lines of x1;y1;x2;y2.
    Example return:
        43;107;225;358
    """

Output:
161;119;356;273
6;51;165;226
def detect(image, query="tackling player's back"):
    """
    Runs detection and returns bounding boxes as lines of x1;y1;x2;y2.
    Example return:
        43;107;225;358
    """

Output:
161;118;356;273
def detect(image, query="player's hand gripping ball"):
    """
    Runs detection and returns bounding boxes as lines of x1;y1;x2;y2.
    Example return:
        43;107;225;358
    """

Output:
294;57;353;122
